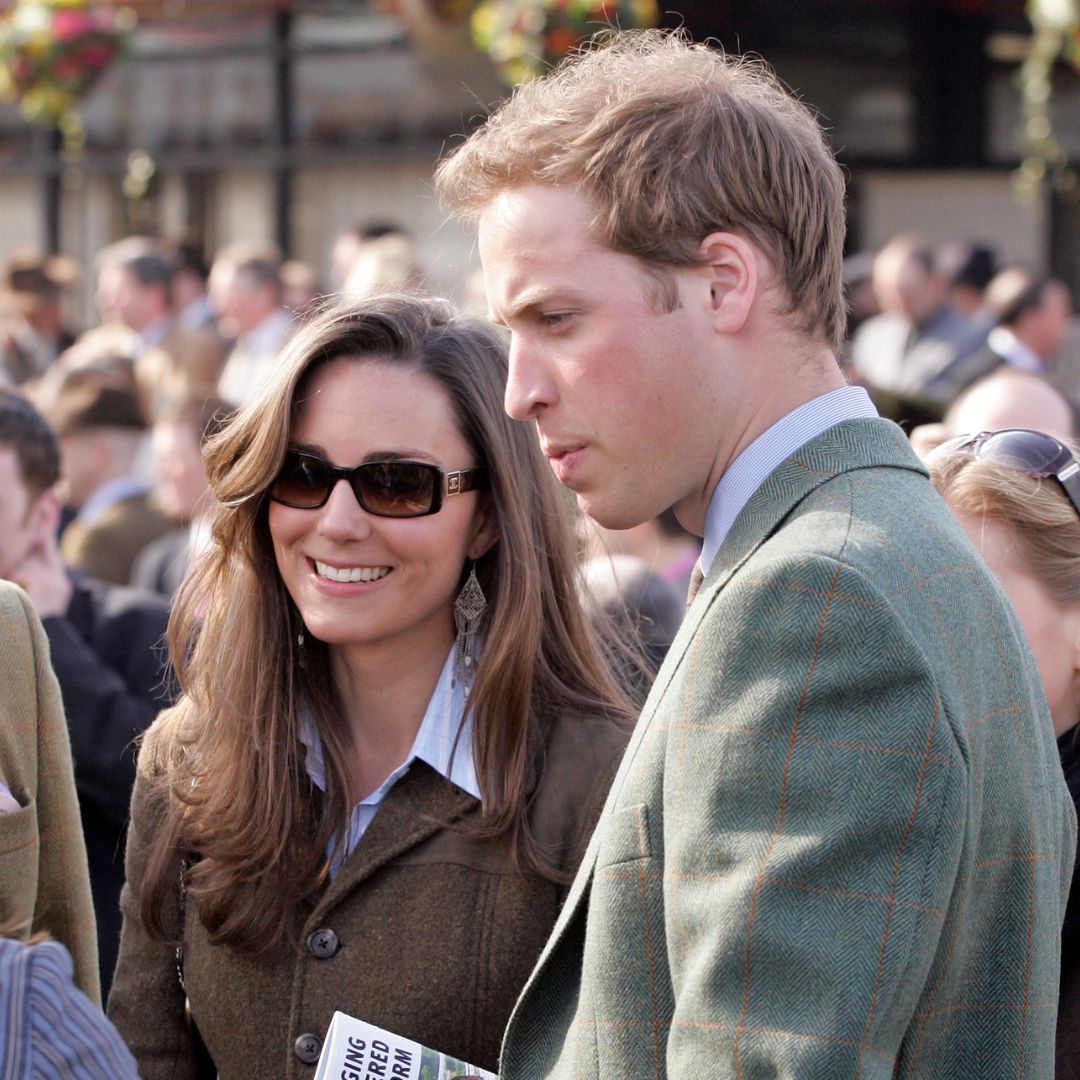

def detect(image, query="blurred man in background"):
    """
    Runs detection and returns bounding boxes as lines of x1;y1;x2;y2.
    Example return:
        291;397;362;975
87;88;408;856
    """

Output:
211;242;295;407
49;376;171;586
850;232;989;412
0;389;171;997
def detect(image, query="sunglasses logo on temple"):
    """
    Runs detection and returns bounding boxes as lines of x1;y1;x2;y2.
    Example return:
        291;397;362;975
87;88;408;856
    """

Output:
269;449;486;518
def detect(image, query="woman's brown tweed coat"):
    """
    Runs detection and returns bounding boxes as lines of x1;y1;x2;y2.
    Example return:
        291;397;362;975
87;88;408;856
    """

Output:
108;703;629;1079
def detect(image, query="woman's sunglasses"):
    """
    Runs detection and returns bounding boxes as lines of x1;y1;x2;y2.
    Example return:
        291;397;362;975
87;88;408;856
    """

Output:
269;449;486;518
937;428;1080;518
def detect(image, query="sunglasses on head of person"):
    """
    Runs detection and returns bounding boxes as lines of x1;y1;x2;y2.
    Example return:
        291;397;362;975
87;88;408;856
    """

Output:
937;428;1080;519
268;448;486;518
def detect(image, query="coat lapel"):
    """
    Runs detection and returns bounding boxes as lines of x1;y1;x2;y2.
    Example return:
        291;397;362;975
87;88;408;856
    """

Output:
611;419;925;798
521;419;928;983
312;761;479;919
705;417;925;594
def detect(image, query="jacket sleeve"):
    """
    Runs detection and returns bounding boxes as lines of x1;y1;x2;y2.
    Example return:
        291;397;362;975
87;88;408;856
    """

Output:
42;591;170;830
107;722;202;1080
664;554;968;1077
10;587;102;1005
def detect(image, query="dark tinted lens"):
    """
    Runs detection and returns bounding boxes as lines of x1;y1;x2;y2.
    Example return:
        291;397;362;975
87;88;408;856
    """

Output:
980;430;1068;474
937;435;977;455
357;461;437;516
270;452;334;508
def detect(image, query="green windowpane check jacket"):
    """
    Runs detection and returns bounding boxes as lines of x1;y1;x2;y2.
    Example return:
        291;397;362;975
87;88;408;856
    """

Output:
501;418;1076;1079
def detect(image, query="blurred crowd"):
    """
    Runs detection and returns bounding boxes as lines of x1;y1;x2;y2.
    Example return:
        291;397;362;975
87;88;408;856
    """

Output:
1;212;1078;1072
842;232;1079;441
1;226;1073;675
0;225;443;592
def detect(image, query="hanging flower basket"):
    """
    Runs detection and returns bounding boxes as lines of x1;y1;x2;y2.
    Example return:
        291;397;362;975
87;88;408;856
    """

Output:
471;0;659;85
1010;0;1080;198
378;0;478;53
0;0;134;126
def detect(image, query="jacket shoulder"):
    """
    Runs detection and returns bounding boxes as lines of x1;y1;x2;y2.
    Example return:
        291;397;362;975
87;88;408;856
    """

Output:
137;699;199;781
531;709;631;869
543;708;631;780
0;579;36;637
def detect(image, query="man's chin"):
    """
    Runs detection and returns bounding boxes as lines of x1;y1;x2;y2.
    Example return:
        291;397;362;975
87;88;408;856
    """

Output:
574;492;652;532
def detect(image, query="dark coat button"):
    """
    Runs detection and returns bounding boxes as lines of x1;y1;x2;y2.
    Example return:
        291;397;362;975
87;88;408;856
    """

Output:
306;928;339;959
294;1033;322;1064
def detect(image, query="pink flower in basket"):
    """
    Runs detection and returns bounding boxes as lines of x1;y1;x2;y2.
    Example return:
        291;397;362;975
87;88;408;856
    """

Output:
52;9;94;42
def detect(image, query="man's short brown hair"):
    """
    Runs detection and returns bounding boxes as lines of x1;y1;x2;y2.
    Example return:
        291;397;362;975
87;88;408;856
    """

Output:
214;241;283;298
984;265;1055;329
436;30;847;350
0;390;61;497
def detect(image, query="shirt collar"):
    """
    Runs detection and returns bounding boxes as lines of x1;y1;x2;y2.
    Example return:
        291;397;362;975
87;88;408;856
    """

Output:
699;385;878;575
299;646;481;805
988;326;1045;374
138;315;172;351
240;307;294;353
177;294;215;331
77;474;149;527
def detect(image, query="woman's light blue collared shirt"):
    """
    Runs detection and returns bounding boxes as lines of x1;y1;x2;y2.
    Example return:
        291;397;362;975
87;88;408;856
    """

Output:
299;647;481;877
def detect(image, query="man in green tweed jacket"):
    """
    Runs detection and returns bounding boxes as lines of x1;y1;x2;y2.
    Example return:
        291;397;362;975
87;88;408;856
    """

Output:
436;31;1077;1078
0;580;99;1004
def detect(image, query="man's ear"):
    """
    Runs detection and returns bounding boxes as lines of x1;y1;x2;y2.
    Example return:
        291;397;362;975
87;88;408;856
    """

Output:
697;231;758;335
27;487;61;546
467;499;500;561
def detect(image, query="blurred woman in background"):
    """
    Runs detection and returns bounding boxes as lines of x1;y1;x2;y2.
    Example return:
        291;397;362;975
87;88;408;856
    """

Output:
928;428;1080;1075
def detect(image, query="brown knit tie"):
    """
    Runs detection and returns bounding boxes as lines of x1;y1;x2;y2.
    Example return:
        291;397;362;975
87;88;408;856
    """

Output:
686;564;705;609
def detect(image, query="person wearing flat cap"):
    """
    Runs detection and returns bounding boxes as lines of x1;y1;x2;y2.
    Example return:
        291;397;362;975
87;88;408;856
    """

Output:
0;252;78;387
50;374;172;586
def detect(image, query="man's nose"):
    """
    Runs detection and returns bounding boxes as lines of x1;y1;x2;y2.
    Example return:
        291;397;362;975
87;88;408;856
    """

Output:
504;336;556;420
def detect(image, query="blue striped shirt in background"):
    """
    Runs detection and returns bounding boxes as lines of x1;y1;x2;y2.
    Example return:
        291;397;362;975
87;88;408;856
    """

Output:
0;937;140;1079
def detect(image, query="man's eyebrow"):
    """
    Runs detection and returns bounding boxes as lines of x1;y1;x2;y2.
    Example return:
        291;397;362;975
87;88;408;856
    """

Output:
495;286;569;323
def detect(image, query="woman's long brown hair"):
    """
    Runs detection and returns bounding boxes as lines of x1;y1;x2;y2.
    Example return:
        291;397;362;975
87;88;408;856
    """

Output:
139;295;638;954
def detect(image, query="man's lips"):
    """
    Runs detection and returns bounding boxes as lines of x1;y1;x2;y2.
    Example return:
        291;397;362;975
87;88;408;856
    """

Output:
541;443;587;484
541;442;585;461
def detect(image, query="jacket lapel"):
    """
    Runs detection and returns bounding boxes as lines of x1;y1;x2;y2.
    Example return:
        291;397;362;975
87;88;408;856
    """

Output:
524;419;928;972
312;761;479;919
705;417;925;595
610;419;925;796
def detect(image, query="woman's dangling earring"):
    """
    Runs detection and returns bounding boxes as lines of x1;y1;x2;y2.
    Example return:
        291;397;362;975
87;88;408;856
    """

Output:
453;563;486;685
297;627;308;671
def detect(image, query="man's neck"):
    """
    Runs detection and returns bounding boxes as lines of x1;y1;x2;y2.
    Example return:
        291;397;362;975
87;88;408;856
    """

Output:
680;346;845;537
239;306;283;340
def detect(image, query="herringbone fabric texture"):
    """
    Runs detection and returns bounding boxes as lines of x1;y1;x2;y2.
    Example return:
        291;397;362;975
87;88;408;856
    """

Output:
500;418;1076;1079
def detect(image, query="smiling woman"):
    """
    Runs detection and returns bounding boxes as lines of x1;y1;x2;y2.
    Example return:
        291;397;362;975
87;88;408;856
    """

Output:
267;360;495;709
107;295;636;1079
